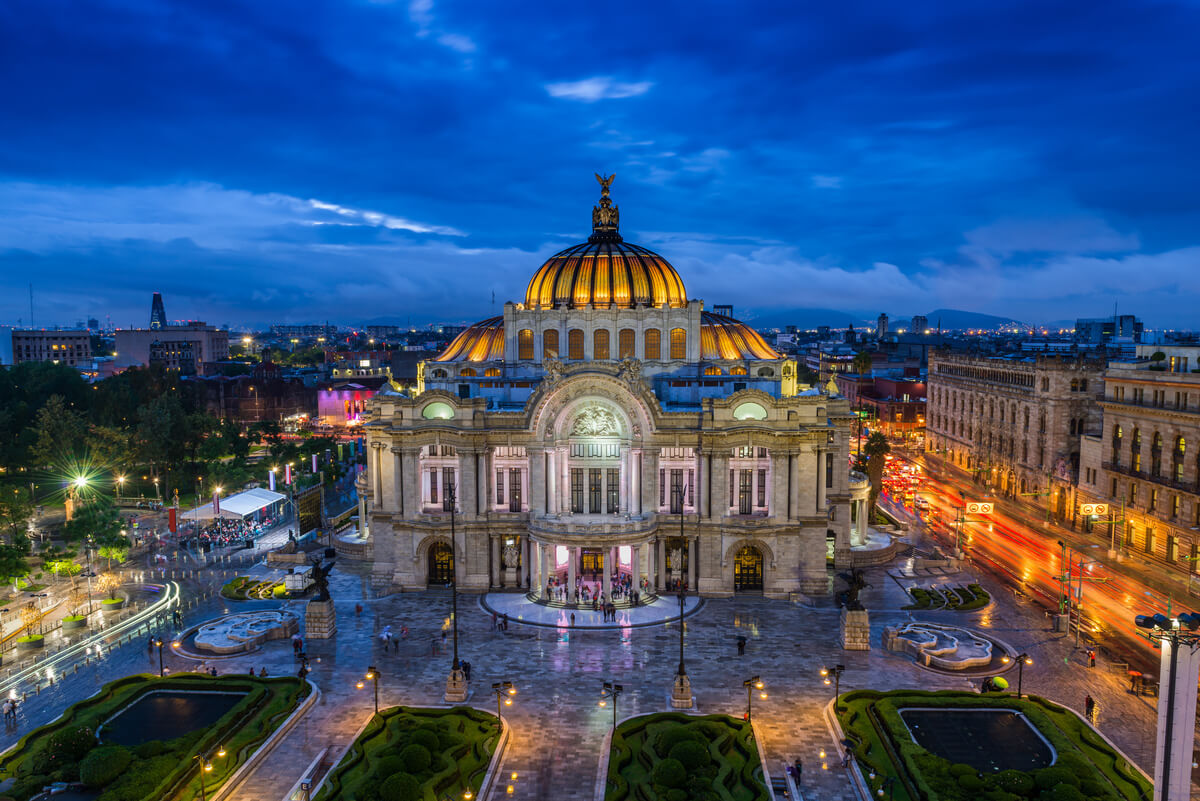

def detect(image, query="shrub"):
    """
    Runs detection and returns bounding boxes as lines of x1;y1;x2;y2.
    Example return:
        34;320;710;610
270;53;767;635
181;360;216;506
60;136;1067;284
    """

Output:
669;739;711;771
652;757;687;788
991;769;1035;795
654;724;704;756
398;743;431;774
959;773;986;792
1034;767;1080;790
379;772;422;801
374;755;406;779
411;727;440;752
1042;783;1086;801
133;740;166;759
48;725;98;763
79;745;133;788
950;763;977;777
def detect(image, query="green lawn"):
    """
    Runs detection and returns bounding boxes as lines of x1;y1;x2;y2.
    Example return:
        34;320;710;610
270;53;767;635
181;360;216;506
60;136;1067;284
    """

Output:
315;706;499;801
836;689;1151;801
220;576;287;600
606;712;769;801
0;673;308;801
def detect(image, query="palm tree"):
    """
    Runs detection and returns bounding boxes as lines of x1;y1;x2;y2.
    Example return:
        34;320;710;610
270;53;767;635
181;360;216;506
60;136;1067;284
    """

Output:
863;431;891;515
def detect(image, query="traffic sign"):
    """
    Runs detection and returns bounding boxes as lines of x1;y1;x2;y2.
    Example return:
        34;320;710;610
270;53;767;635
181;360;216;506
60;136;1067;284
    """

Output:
1079;503;1109;516
965;502;994;514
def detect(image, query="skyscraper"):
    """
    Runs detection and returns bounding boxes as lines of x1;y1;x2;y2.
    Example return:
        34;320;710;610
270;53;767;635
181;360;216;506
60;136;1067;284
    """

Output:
877;312;889;339
150;292;166;330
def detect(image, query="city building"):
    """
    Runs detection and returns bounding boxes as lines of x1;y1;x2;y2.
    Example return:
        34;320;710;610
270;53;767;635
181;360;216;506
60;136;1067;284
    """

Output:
911;314;929;334
835;374;927;442
1076;346;1200;571
11;329;93;367
361;178;872;598
149;292;167;330
114;323;229;374
805;342;857;383
925;351;1105;519
877;313;889;340
188;360;316;424
318;377;390;427
1074;314;1143;346
269;324;336;340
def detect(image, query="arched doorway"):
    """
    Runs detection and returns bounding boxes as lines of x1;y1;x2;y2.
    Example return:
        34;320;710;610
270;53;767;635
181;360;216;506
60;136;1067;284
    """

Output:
733;545;763;592
428;542;453;585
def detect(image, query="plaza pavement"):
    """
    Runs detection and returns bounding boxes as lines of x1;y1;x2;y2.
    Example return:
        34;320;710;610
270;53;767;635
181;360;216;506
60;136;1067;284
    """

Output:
0;547;1183;801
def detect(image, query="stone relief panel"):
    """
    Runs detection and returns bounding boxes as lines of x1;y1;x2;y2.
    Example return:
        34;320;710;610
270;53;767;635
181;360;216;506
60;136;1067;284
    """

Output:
571;406;622;437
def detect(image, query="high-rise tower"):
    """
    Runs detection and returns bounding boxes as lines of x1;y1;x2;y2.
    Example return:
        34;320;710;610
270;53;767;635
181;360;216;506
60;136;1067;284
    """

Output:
150;292;166;330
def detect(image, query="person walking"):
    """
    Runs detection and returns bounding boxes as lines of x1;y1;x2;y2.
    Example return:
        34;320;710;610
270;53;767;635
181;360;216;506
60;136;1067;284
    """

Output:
570;612;576;627
737;636;746;656
1085;694;1095;720
1088;649;1096;668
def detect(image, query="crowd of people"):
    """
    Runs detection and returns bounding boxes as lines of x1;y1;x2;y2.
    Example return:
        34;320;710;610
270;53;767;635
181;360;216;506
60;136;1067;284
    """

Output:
543;572;651;608
187;516;275;549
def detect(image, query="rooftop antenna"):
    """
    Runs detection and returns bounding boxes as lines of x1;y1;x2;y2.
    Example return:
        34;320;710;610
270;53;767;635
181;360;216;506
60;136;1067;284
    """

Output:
29;283;34;328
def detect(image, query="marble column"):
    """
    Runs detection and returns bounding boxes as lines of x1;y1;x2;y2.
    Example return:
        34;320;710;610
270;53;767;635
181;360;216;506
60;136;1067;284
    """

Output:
657;537;667;592
619;446;631;513
602;550;612;599
712;451;730;517
647;540;656;591
789;452;801;521
547;450;558;514
817;449;828;514
536;543;546;599
697;452;707;517
631;449;642;515
530;449;546;515
357;493;368;536
642;449;660;516
568;546;577;602
371;444;383;507
401;449;419;519
687;538;697;589
490;535;501;588
632;545;641;587
459;450;477;520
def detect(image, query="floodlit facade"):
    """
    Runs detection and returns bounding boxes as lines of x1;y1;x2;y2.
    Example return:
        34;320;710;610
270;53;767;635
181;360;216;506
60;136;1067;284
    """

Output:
361;178;864;599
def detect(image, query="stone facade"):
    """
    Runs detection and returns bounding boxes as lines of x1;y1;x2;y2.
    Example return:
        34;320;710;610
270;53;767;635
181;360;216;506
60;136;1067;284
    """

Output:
1076;348;1200;568
839;608;870;651
926;351;1105;520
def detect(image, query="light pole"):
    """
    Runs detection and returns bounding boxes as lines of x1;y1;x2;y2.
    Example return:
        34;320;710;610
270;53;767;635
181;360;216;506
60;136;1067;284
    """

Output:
444;483;467;702
491;681;515;730
599;681;623;730
192;745;226;801
1133;611;1200;801
153;637;166;677
743;675;766;721
356;666;380;715
821;665;845;711
1001;653;1032;698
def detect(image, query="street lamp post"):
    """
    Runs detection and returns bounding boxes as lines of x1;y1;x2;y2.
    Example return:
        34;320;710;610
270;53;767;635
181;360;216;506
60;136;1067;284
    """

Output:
821;665;845;711
192;745;226;801
444;484;467;702
356;666;380;715
599;681;623;730
153;637;166;677
491;681;515;731
1133;611;1200;801
1001;653;1032;698
743;675;765;721
670;484;693;708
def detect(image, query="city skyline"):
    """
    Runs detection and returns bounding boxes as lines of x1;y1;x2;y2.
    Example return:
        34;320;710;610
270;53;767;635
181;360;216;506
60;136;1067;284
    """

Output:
3;0;1199;328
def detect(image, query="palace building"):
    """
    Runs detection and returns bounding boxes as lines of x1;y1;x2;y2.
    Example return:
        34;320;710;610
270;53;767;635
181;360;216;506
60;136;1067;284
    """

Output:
359;177;870;600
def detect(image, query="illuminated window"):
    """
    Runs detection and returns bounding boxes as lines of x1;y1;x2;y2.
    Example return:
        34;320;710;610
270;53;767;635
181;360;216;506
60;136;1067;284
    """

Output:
704;366;722;375
517;329;534;360
459;368;476;377
731;366;748;375
618;329;635;359
669;328;686;360
484;368;501;377
644;329;661;359
594;329;610;360
543;329;559;359
568;329;584;360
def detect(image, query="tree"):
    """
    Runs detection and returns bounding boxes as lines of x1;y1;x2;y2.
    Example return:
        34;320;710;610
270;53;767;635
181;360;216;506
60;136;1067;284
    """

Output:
96;543;129;569
96;572;121;600
86;424;136;471
46;557;82;583
0;544;30;584
63;496;122;545
19;601;41;637
863;431;892;514
68;585;91;616
0;489;34;547
29;394;88;467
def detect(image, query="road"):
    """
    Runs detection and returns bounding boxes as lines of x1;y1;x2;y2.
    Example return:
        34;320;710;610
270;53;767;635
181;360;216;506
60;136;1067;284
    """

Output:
886;449;1190;673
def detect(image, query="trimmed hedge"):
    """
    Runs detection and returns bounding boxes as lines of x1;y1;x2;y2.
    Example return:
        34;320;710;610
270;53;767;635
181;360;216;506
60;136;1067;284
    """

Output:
606;712;769;801
221;576;286;600
835;690;1151;801
315;706;497;801
0;673;308;801
902;585;991;612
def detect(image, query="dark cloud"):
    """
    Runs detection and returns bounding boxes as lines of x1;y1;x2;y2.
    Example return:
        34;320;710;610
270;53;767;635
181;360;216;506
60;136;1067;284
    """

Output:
0;0;1197;327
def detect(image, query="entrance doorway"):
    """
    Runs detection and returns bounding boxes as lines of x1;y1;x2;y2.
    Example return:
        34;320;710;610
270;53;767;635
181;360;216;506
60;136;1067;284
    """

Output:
428;542;453;585
580;549;605;581
733;545;763;591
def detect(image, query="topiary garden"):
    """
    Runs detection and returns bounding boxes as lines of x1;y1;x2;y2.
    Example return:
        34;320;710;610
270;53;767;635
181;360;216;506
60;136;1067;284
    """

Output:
314;706;499;801
606;713;769;801
220;576;287;600
903;584;991;611
0;673;309;801
836;689;1151;801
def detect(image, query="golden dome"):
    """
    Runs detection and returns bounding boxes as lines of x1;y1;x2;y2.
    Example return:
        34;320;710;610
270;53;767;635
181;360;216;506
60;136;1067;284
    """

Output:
524;174;687;310
701;312;780;360
432;316;504;362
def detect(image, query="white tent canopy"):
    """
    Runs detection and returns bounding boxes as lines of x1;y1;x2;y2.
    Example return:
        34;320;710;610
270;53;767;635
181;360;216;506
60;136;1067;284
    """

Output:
181;487;287;521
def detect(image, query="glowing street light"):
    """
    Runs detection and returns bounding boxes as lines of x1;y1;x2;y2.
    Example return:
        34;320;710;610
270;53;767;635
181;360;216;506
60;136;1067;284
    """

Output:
1000;653;1033;698
357;665;380;714
743;675;766;720
491;681;515;731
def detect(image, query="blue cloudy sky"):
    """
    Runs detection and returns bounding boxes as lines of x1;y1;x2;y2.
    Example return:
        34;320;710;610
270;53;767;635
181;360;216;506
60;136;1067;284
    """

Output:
1;0;1198;329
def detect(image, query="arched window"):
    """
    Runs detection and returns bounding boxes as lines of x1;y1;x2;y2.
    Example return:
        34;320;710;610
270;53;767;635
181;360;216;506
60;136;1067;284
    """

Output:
543;329;559;359
704;366;722;375
618;329;635;359
757;367;774;377
484;368;501;377
1023;407;1030;431
431;368;448;379
568;329;584;360
644;329;661;360
517;329;534;360
730;366;748;375
594;329;610;360
459;368;476;377
669;328;686;360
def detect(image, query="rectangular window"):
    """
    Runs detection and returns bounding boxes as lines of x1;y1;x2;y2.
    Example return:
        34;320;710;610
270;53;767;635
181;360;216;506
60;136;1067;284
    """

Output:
442;468;456;511
1192;542;1199;574
594;329;610;360
670;469;683;514
660;469;666;507
729;469;735;508
568;329;584;360
607;468;619;514
687;469;695;507
495;469;504;505
1144;527;1154;554
543;329;559;359
825;453;834;488
1110;478;1117;497
1128;482;1137;505
430;469;439;505
1149;489;1158;511
669;328;686;360
757;468;767;507
644;329;661;360
517;329;534;360
509;467;522;513
618;329;635;359
589;468;603;514
570;469;584;513
739;469;753;515
1125;522;1134;547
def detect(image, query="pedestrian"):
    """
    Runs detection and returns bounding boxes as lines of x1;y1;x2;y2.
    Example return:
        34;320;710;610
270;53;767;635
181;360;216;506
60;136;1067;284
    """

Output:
392;636;399;653
492;612;498;630
209;666;218;676
401;625;408;640
570;612;576;627
355;603;363;616
249;667;257;675
259;667;268;677
463;661;472;681
1088;649;1096;668
793;758;802;783
441;629;448;645
1085;694;1095;720
737;636;746;656
502;614;509;631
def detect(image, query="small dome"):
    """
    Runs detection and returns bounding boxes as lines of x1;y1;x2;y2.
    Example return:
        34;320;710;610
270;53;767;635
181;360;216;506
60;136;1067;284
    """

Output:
524;174;687;310
432;316;504;362
700;312;779;360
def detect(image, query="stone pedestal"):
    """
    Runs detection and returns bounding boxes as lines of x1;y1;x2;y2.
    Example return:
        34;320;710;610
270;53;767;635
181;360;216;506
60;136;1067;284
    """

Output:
305;599;337;640
503;566;518;588
840;608;870;651
670;672;694;709
444;667;468;703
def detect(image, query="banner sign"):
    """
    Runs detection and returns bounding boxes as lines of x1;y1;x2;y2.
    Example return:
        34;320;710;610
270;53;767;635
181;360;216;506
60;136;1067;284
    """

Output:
213;491;220;516
168;507;177;533
268;469;276;492
285;464;292;485
312;453;318;473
